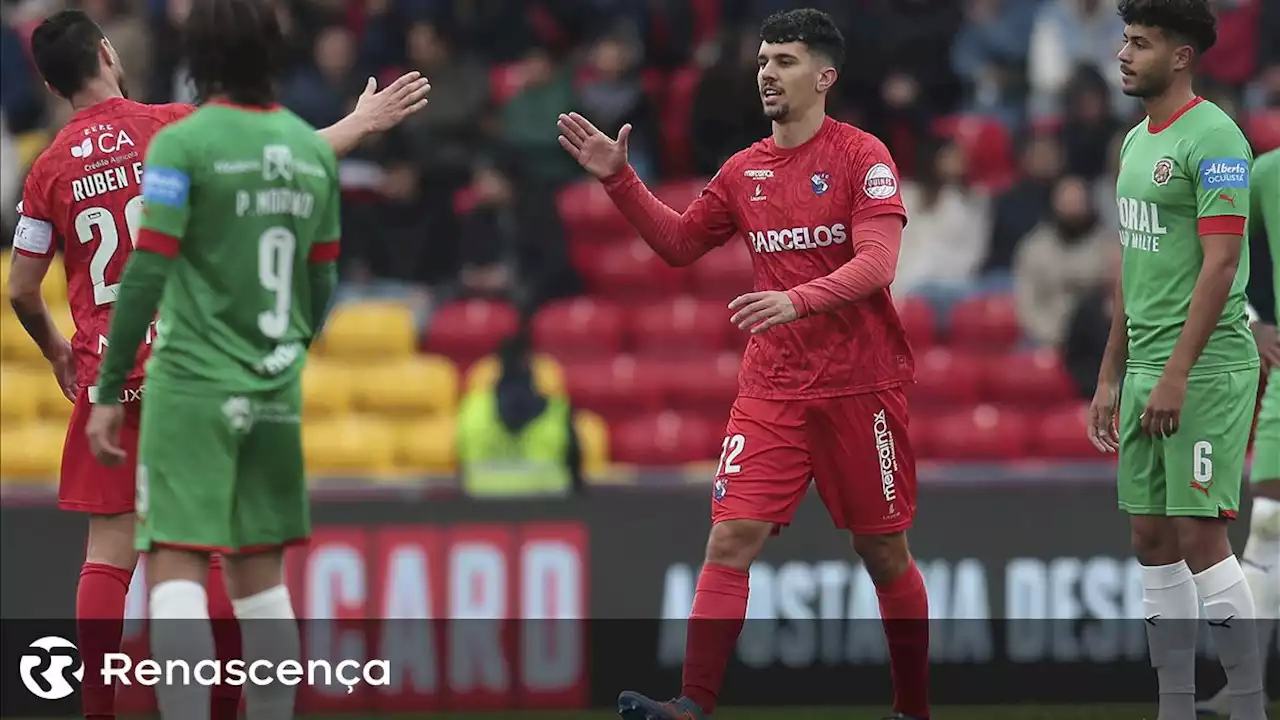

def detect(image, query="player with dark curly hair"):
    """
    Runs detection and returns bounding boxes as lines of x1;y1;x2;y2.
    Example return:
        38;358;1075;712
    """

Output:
1087;1;1267;718
559;8;929;720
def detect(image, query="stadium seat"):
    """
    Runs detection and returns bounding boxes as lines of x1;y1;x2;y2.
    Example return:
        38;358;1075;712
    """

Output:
304;416;397;476
896;296;935;352
925;405;1031;460
422;299;519;363
910;348;985;407
489;62;525;104
51;303;75;340
690;243;754;301
584;239;688;300
986;349;1077;406
663;352;739;415
932;114;1016;189
0;367;41;426
1245;110;1280;153
655;179;709;212
34;375;73;422
947;293;1022;351
317;300;416;359
562;356;663;419
0;422;64;481
465;353;566;397
555;181;631;242
301;359;354;420
611;411;722;465
1;311;45;364
630;296;731;357
0;252;9;299
573;410;610;475
1034;403;1100;459
659;66;701;178
395;415;457;474
531;297;626;359
353;354;459;417
42;254;67;306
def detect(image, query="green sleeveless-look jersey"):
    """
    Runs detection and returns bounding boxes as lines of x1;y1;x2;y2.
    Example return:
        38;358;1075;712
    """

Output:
1115;99;1256;377
138;103;341;392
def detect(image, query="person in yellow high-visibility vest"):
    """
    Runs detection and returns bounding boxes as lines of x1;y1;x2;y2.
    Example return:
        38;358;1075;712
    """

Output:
456;327;582;497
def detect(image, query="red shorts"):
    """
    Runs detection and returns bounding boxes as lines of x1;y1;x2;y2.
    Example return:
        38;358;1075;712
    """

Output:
711;387;916;535
59;384;143;515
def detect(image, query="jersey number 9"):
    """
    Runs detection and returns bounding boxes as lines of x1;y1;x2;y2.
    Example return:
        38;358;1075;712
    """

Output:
257;227;297;340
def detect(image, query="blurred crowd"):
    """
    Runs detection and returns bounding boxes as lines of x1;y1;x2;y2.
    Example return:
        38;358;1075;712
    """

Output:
1;0;1278;403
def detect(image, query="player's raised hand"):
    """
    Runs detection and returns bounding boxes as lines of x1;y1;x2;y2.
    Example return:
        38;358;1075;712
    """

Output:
86;404;128;466
557;113;630;179
1142;373;1186;437
1252;321;1280;369
729;291;800;334
1087;382;1120;452
45;336;77;403
354;72;431;133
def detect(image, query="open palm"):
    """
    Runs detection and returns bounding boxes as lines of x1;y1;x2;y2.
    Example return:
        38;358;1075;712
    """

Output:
557;112;630;179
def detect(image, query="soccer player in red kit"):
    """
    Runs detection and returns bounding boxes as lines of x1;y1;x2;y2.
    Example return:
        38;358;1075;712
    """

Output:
558;9;928;720
7;11;427;720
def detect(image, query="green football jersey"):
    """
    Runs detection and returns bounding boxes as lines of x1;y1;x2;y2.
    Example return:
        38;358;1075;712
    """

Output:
1115;99;1257;377
1253;149;1280;319
138;103;340;392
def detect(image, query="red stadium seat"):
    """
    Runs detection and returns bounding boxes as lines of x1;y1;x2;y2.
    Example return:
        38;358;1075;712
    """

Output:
562;356;664;420
896;296;935;352
584;239;688;300
556;180;632;243
630;296;731;357
932;114;1016;189
611;411;723;465
910;348;985;407
655;179;709;212
1245;110;1280;153
947;293;1022;351
422;299;518;364
925;405;1031;460
660;67;701;178
1034;403;1101;459
489;63;525;104
985;349;1077;406
691;243;754;301
531;297;625;360
662;352;740;415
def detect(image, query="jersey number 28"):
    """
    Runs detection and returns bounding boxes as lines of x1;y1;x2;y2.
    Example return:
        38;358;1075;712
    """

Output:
74;196;144;306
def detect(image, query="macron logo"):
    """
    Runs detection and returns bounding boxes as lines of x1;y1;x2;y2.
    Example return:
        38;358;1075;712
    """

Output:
70;138;93;159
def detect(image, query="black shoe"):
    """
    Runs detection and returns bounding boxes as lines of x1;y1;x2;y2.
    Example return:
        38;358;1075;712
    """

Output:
617;691;708;719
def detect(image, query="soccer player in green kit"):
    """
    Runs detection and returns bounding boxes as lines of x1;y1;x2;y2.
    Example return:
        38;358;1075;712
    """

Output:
86;1;339;718
1086;1;1268;719
1199;147;1280;716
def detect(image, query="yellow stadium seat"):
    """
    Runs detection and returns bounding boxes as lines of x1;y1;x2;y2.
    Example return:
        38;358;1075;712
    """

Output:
301;359;353;420
303;416;396;476
0;367;41;427
464;353;565;396
0;251;10;299
317;301;416;359
50;303;75;338
574;410;610;475
0;422;64;482
395;415;456;474
42;255;68;305
354;354;458;417
15;130;52;170
1;312;45;363
33;375;73;422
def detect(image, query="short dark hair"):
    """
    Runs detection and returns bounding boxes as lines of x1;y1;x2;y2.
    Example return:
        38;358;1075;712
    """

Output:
1117;0;1218;54
30;10;106;99
759;8;846;70
186;0;285;107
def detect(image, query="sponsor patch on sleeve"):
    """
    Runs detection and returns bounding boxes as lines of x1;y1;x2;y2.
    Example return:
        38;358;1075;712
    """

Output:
863;163;899;200
13;214;54;254
142;166;190;207
1198;158;1250;189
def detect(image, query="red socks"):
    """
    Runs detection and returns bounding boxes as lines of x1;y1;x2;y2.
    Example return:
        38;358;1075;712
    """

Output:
876;560;931;720
205;556;243;720
77;563;132;720
680;563;750;714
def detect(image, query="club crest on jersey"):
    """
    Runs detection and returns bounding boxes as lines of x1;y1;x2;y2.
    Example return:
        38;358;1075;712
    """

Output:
810;171;831;196
863;163;898;199
1152;158;1174;186
713;477;728;503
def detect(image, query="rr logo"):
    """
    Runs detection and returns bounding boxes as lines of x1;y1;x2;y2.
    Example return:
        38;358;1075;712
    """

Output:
18;636;83;700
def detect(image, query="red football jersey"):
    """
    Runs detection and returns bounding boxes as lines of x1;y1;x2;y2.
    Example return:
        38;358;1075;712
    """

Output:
686;116;913;399
14;98;194;394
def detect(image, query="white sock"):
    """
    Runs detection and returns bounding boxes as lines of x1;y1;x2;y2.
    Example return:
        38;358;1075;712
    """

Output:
1243;495;1280;691
1141;561;1200;720
150;580;213;720
232;585;299;720
1193;555;1268;720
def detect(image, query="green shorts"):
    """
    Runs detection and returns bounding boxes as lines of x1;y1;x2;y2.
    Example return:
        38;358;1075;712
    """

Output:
1117;368;1259;517
135;381;309;553
1252;368;1280;484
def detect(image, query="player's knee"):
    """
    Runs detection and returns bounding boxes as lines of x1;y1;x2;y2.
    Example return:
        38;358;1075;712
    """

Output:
223;548;286;600
705;520;771;569
1173;517;1233;571
1129;516;1180;565
85;512;140;570
852;532;910;585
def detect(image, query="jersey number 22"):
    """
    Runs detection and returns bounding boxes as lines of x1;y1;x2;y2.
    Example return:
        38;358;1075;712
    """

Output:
75;196;144;306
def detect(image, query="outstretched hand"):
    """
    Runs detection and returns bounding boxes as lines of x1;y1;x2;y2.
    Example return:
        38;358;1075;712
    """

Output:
557;112;630;179
353;72;431;133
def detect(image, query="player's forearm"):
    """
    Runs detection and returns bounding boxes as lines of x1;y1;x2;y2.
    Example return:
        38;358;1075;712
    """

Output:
1164;250;1240;377
98;251;170;404
787;215;903;316
307;261;338;345
1098;280;1128;386
602;165;709;267
316;115;372;158
8;292;62;358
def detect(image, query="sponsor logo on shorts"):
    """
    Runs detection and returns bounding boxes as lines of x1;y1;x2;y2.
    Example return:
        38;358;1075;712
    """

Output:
1198;158;1249;189
222;396;253;433
872;409;898;505
713;477;728;503
19;636;83;700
